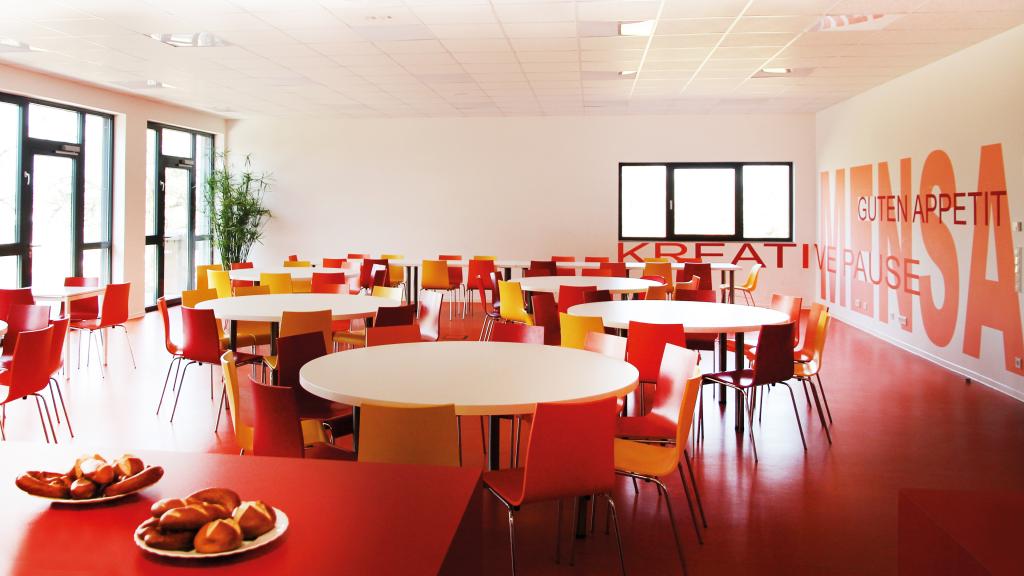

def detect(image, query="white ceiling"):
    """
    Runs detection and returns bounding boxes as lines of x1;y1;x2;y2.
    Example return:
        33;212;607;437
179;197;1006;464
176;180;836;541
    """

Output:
1;0;1022;118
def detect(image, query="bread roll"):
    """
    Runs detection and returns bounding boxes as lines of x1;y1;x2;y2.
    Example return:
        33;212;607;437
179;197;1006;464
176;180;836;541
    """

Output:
233;501;276;539
114;455;145;479
70;478;98;500
159;502;231;532
186;488;241;511
151;497;190;518
193;519;243;554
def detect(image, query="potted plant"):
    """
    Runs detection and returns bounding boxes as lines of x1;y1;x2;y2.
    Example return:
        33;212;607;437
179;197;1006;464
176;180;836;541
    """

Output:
204;153;272;269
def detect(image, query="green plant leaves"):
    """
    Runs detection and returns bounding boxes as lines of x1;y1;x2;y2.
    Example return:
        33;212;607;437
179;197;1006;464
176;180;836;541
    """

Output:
204;152;272;269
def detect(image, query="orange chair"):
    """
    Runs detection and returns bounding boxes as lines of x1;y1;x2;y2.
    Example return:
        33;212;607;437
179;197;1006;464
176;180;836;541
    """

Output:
615;345;703;572
585;256;610;263
334;304;416;349
259;273;293;294
422;260;461;320
673;277;700;295
1;304;51;368
263;309;333;372
559;313;605;350
724;263;762;305
195;264;222;292
557;285;596;314
323;257;347;269
729;293;802;361
220;351;253;454
551;255;576;276
0;326;57;442
250;377;355;460
438;254;465;295
490;323;544;344
642;261;673;291
626;321;687;415
639;275;669;301
156;298;184;418
69;282;135;371
160;307;223;422
381;254;407;292
796;302;828;363
793;307;832;442
0;288;34;322
63;277;100;321
44;317;72;438
582;268;613;278
348;253;369;260
483;397;625;574
312;272;347;293
530;293;559;346
418;290;443;342
366;325;422;346
358;404;460;467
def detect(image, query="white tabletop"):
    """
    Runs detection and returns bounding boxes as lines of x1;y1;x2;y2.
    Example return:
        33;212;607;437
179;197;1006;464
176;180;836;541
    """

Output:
567;300;790;333
625;262;741;271
31;286;105;301
195;293;399;322
300;341;639;416
0;320;6;338
228;267;349;282
352;258;740;272
516;275;659;295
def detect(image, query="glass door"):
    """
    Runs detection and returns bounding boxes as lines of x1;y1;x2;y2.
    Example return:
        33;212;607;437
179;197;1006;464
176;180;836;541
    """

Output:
161;162;194;301
29;151;78;288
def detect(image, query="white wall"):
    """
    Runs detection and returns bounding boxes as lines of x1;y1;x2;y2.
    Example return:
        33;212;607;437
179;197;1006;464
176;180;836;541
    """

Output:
227;114;818;301
816;25;1024;398
1;63;226;315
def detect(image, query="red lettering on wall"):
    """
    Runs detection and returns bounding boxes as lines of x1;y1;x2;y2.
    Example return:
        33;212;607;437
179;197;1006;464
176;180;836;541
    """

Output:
917;150;960;347
850;164;875;317
819;170;846;305
877;159;914;331
654;243;688;261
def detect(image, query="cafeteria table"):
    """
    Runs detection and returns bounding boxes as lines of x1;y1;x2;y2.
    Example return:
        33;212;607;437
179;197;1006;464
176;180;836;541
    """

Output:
32;285;107;380
516;275;659;296
226;266;349;283
0;443;481;575
568;300;789;432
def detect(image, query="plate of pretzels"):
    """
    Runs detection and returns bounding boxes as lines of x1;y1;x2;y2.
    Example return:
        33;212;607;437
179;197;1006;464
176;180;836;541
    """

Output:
15;453;164;504
134;487;287;558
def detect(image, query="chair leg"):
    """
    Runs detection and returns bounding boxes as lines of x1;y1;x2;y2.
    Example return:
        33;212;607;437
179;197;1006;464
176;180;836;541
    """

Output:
33;396;51;444
39;395;58;444
781;382;807;450
569;497;578;566
169;362;194;423
507;508;518;576
605;495;627;576
652;477;689;576
742;390;758;463
555;499;562;563
479;416;487;456
49;382;60;424
50;378;73;438
675;462;703;544
683;450;707;527
119;325;137;369
157;356;181;415
817;373;833;423
215;383;227;432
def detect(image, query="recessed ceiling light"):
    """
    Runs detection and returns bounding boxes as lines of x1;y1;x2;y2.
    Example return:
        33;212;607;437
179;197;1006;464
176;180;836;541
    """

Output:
813;14;902;32
618;20;655;37
147;33;228;48
112;79;177;89
619;70;637;77
761;67;791;75
0;38;35;52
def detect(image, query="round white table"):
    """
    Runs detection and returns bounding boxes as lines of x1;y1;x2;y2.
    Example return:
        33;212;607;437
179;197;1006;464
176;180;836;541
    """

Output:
517;275;659;296
568;300;790;432
197;293;398;354
227;266;349;282
300;340;638;470
0;320;6;339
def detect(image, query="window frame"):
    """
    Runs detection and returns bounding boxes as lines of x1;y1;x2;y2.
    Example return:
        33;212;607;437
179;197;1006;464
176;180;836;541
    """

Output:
618;161;794;243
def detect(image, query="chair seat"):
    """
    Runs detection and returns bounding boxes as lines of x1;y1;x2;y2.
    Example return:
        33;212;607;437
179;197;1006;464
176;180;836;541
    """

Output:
333;330;365;347
233;351;263;367
686;335;717;351
304;443;356;461
332;319;351;332
482;468;526;508
793;360;819;379
297;393;351;421
703;369;756;389
614;437;677;478
616;415;674;441
69;318;105;330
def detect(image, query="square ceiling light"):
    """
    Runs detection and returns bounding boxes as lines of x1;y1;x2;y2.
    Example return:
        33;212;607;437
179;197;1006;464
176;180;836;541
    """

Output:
148;33;229;48
618;20;656;37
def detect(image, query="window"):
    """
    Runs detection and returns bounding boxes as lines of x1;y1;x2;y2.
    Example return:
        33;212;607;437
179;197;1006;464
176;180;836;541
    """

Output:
0;92;113;288
618;162;793;242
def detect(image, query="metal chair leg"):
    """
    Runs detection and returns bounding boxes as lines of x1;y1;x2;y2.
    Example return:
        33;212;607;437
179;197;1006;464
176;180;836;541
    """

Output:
169;362;194;423
50;378;73;438
555;499;562;563
157;356;180;414
569;497;578;566
675;462;703;544
605;495;627;576
683;451;707;527
119;325;137;369
39;395;58;444
507;508;518;576
653;477;688;576
49;382;60;424
817;373;833;423
743;390;758;463
33;396;51;444
804;377;832;444
781;382;807;450
479;416;487;456
215;384;227;432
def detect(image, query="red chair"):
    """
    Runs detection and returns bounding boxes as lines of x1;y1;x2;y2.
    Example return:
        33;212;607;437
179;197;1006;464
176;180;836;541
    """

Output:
466;259;497;316
1;304;52;368
585;256;610;263
626;321;687;415
671;289;718;355
366;325;422;346
0;326;57;442
557;285;596;314
551;255;576;276
0;288;34;322
358;259;389;292
69;282;135;371
728;294;803;361
230;262;255;288
347;253;369;260
490;323;544;344
636;275;668;300
703;323;803;462
527;260;557;276
273;331;352;440
677;262;712;291
583;290;612;304
44;317;73;438
376;304;416;327
250;376;355;460
418;290;443;342
600;262;628;278
483;397;625;574
323;258;347;268
582;268;613;278
529;292;559;346
156;297;183;410
616;345;705;536
522;268;549;278
312;272;347;293
63;277;99;321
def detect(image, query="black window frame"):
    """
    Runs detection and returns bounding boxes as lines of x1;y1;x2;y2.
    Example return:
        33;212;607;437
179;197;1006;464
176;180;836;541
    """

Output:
0;91;114;287
618;161;794;243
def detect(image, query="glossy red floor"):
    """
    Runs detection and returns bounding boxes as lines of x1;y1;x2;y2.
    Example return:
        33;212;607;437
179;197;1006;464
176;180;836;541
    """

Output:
2;303;1022;575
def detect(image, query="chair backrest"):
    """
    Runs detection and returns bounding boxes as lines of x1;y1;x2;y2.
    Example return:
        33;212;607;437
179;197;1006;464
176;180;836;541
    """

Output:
323;258;347;269
382;254;405;283
230;262;254;270
180;306;223;364
421;260;451;290
2;304;52;356
286;254;299;262
283;260;311;268
644;257;669;262
752;323;795;385
490;322;545;344
672;288;716;303
348;253;369;260
250;377;304;458
519;397;617;504
220;351;253;454
530;292;560;345
358;404;461;467
418;290;442;342
800;302;828;354
550;256;575;276
643;283;670;301
4;325;54;401
359;259;389;289
233;285;271;297
46;317;70;375
584;331;626;360
467;259;497;290
528;260;557;276
497;281;532;324
581;268;612;278
280;309;333;352
806;309;831;367
369;265;389;288
156;297;177;355
674;277;700;293
276;331;327;389
557;285;596;314
648;344;700;433
366;325;422;346
98;283;131;326
473;255;497;260
626;320;687;382
769;293;803;347
584;256;610;263
0;288;34;322
181;288;217;308
642;262;673;287
311;272;347;294
64;277;99;319
600;262;628;277
260;273;293;294
195;264;222;291
582;289;612;304
375;304;416;327
207;269;233;299
371;285;403;302
677;262;711;290
558;313;605;349
742;263;763;290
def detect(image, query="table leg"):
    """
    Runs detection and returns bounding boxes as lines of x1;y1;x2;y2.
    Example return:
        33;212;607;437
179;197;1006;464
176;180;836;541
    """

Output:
575;495;591;539
734;332;745;432
487;415;501;471
718;332;727;405
269;322;279;356
229;320;238;351
503;267;513;280
352;406;360;454
729;270;735;304
412;266;419;308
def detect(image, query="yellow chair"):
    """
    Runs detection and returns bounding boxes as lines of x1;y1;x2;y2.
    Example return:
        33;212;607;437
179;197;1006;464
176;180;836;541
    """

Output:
196;264;223;291
264;309;334;371
181;288;218;308
642;261;674;290
497;281;532;325
219;351;253;453
723;263;762;305
260;273;293;294
473;255;497;260
614;367;703;574
207;269;233;299
358;403;461;467
644;257;670;262
422;259;461;320
381;254;406;290
292;279;312;293
233;285;270;297
283;260;312;268
371;285;403;302
559;313;605;349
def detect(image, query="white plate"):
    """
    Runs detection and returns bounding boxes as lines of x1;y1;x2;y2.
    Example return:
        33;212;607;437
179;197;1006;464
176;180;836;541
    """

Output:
134;508;289;559
21;475;160;505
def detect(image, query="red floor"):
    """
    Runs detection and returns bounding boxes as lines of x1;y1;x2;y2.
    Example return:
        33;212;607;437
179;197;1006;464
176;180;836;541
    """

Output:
3;304;1022;575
